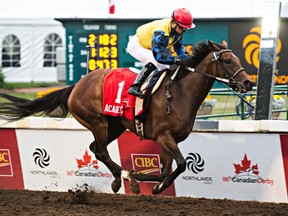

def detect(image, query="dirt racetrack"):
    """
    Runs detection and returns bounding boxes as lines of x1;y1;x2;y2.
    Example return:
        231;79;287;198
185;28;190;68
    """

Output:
1;189;288;216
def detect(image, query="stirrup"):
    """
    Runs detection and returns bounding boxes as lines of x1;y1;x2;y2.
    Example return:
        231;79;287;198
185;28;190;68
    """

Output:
128;91;144;99
128;88;144;98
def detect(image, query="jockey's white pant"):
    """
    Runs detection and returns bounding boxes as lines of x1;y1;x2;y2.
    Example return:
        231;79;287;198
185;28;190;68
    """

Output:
126;35;169;71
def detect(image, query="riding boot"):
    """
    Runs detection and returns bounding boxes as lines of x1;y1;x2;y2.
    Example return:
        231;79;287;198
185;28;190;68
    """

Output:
128;62;156;98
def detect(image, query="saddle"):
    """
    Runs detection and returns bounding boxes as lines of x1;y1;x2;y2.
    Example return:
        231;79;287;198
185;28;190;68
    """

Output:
134;70;167;140
134;66;184;140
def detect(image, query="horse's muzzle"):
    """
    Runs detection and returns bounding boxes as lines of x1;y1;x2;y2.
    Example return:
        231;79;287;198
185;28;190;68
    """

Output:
230;79;254;93
243;80;254;91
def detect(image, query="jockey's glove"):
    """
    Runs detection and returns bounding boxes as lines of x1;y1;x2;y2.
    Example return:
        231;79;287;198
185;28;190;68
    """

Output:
174;56;191;67
174;58;182;65
174;58;187;67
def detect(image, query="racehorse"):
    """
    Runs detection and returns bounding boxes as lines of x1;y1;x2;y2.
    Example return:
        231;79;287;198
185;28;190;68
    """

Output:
0;40;254;195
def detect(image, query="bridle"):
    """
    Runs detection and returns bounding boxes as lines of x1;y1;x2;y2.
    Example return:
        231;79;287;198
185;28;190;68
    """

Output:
165;48;253;115
182;48;254;110
185;49;245;89
212;49;245;87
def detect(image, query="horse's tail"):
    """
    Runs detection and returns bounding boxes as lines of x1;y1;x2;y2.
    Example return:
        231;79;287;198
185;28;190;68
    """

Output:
0;85;75;122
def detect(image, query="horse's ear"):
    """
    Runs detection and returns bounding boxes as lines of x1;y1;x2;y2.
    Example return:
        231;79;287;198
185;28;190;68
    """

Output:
208;40;220;51
221;39;228;48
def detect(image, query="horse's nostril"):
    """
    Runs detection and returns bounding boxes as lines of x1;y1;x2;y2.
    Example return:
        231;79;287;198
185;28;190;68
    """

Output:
244;80;254;90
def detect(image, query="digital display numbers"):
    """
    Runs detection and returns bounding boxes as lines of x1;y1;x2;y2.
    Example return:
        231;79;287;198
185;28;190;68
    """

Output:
87;33;118;72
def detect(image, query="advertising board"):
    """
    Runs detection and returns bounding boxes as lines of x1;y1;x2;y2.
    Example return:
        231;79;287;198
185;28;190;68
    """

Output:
16;129;123;193
174;133;287;202
0;129;24;189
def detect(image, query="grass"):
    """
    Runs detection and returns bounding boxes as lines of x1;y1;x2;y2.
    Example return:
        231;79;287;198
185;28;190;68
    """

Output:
3;82;65;90
9;92;37;100
0;82;65;102
0;92;37;103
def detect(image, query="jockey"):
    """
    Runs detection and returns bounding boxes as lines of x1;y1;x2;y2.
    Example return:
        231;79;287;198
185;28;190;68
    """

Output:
127;8;195;98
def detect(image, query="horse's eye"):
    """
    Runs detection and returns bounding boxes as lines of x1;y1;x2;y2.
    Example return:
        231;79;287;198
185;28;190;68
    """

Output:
224;59;231;64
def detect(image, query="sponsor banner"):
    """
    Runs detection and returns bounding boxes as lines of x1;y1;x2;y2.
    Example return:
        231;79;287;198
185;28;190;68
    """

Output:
117;131;176;196
0;129;24;189
16;129;123;193
174;133;287;202
229;19;288;85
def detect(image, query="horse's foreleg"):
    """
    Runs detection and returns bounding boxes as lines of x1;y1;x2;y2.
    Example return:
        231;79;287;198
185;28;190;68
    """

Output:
132;151;173;182
121;170;140;194
152;132;186;194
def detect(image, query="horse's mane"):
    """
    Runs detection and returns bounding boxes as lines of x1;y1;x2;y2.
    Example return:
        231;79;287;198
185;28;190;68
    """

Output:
169;41;224;79
190;42;211;67
190;41;225;68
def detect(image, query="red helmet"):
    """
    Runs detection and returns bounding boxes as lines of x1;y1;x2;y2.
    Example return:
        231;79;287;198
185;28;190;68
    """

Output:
171;8;195;29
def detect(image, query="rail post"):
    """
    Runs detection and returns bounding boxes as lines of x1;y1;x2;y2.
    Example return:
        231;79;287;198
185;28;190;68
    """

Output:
255;1;281;120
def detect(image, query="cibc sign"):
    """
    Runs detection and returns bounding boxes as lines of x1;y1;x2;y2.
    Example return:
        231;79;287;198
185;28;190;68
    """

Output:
0;149;12;176
131;154;161;175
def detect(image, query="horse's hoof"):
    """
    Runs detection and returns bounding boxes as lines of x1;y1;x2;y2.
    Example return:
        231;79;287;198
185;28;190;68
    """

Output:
111;179;121;193
152;183;164;195
152;185;160;194
130;179;140;194
121;170;140;194
132;172;145;181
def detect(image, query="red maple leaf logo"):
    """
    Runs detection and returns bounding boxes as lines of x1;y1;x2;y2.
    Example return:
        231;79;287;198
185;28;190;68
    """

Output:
76;150;99;169
251;164;259;175
233;154;259;175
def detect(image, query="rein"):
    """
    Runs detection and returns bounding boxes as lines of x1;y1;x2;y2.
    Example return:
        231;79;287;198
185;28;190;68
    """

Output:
184;66;231;84
185;49;245;86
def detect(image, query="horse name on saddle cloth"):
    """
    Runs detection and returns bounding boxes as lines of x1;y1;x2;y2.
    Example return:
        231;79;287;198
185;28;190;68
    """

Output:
103;68;137;120
104;104;123;114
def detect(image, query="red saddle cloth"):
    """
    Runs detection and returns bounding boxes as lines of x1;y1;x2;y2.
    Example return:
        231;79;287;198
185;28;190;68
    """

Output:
103;68;137;121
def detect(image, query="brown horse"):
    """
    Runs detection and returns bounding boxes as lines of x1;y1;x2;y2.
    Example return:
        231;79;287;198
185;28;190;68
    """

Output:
0;40;253;194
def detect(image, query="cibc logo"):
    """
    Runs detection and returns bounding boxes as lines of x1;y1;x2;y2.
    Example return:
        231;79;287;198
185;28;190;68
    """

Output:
33;148;50;168
0;149;13;176
131;154;161;175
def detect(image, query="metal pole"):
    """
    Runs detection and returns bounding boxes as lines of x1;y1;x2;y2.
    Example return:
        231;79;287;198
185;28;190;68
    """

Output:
86;45;90;74
255;1;281;120
241;96;245;120
286;85;288;120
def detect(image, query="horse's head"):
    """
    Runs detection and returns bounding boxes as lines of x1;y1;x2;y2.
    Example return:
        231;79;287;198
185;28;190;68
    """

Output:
181;40;254;93
207;40;254;93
